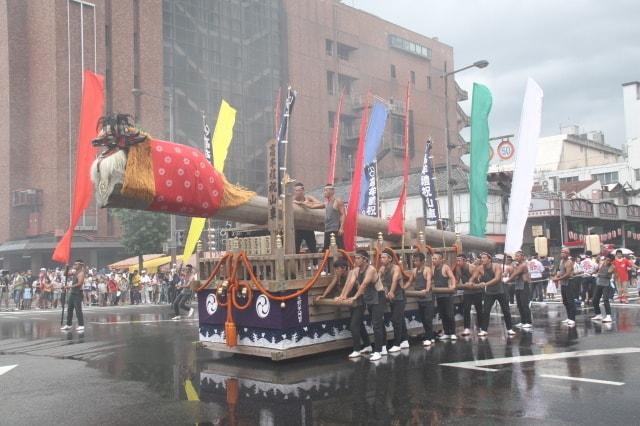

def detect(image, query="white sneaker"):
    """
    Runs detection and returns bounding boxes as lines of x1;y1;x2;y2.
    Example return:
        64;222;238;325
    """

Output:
507;329;517;336
514;322;523;328
187;308;194;318
461;328;471;336
591;314;602;321
438;334;450;341
399;340;410;349
521;323;533;329
76;326;85;332
60;325;71;331
381;346;388;356
602;315;612;323
477;330;488;337
360;345;373;354
450;334;457;341
388;345;401;353
348;351;361;359
369;352;381;362
561;319;570;324
566;320;576;327
423;339;432;346
171;315;181;320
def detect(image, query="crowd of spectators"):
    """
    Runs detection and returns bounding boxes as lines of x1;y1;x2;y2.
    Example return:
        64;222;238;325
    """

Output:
0;267;191;311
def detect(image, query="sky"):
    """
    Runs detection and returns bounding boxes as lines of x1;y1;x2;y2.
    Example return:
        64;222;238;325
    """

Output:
351;0;640;147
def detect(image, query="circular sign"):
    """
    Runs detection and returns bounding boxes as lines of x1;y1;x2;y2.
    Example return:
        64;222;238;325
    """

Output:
255;294;270;319
497;140;515;160
206;293;218;315
489;146;494;161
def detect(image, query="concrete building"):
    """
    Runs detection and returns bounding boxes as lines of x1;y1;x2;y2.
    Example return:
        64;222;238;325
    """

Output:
284;0;467;188
0;0;468;269
0;0;165;270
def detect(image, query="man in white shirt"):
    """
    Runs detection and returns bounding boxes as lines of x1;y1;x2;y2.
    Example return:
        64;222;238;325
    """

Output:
528;254;545;302
580;251;598;305
140;271;151;304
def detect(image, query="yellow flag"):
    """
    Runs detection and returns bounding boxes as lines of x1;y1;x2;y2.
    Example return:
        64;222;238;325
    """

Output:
182;101;237;261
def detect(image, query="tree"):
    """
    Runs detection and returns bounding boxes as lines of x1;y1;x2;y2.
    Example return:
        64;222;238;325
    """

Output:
113;209;170;272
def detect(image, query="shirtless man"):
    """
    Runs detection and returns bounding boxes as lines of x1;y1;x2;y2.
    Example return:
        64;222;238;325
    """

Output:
292;182;320;254
505;250;532;329
553;248;576;326
296;184;345;250
431;253;457;340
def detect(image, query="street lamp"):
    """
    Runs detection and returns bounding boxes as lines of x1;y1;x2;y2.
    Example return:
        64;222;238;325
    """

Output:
131;87;177;266
441;59;489;231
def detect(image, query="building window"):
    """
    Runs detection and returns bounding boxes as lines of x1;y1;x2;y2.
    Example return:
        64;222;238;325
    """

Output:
591;171;619;185
325;39;333;56
390;64;396;79
636;168;640;180
388;34;432;59
559;176;579;184
337;42;354;61
326;71;335;95
338;73;356;95
427;75;432;89
410;71;416;85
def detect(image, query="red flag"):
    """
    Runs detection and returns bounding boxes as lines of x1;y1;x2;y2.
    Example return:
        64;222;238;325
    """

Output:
343;93;370;251
388;83;411;235
327;90;345;185
52;71;104;263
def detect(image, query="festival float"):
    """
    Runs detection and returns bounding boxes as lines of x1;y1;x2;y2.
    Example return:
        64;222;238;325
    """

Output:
88;90;495;360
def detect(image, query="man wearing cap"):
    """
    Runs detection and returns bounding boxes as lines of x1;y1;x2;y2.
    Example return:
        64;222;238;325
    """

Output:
505;251;533;329
172;264;196;320
553;248;576;326
325;259;371;359
455;254;482;336
405;252;435;346
342;250;385;361
61;260;86;332
292;182;319;254
472;252;516;337
297;184;345;250
379;248;408;352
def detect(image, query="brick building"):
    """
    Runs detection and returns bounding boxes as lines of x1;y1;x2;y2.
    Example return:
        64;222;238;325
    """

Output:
0;0;467;269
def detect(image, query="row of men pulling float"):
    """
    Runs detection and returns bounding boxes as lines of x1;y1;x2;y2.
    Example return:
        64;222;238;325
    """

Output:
313;247;529;361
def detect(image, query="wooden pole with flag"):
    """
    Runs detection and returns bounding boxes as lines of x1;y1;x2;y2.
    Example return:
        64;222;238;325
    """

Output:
388;82;411;250
52;70;104;264
328;90;345;185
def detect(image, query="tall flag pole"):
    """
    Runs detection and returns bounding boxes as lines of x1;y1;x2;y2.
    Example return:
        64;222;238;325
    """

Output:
469;83;493;238
504;78;543;255
183;100;236;262
53;70;104;264
388;82;411;237
359;101;389;216
327;90;345;185
343;92;371;251
274;87;282;139
420;139;440;225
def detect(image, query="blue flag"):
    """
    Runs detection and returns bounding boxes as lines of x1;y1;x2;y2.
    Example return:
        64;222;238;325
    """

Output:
359;101;388;214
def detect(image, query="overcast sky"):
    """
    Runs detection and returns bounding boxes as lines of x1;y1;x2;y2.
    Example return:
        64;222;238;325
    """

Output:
352;0;640;147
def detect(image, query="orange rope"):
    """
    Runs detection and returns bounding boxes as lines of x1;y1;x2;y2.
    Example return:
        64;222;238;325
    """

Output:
240;250;331;301
195;253;232;292
337;249;354;267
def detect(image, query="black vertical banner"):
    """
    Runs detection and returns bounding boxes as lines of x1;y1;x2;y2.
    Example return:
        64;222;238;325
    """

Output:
420;140;440;225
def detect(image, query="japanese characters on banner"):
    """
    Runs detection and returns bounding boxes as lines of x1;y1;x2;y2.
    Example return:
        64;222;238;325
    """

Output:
420;140;440;225
362;163;379;217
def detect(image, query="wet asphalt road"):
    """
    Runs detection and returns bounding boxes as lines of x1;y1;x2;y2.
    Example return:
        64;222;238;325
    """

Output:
1;298;640;425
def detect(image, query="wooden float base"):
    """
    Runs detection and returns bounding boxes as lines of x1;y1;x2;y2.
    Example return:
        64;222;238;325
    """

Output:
200;327;425;361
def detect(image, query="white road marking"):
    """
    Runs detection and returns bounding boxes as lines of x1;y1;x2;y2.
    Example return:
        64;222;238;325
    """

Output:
440;347;640;372
90;319;198;325
0;364;17;376
540;374;624;386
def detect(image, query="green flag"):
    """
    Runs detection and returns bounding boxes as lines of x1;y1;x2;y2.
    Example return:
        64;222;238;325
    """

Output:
469;83;492;237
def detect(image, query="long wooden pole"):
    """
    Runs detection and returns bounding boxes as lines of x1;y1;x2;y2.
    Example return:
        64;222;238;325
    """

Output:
216;195;496;252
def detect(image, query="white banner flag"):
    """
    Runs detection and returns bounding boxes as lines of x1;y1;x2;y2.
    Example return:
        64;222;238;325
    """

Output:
504;78;544;255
